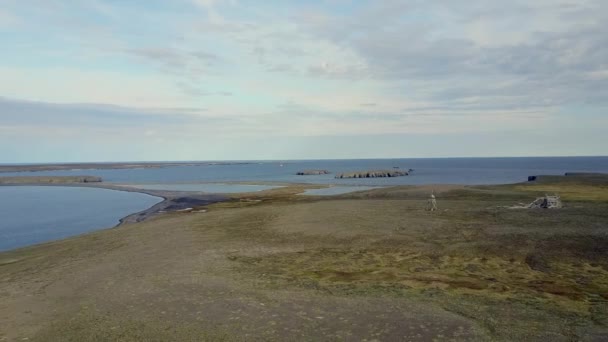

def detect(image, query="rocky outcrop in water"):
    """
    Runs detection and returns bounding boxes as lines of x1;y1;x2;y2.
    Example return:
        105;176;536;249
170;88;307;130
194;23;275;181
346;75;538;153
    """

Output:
335;170;409;179
297;170;330;175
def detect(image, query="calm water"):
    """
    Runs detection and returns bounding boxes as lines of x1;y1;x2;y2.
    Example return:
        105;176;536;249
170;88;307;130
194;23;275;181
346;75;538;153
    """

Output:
0;186;162;251
121;183;283;193
2;157;608;186
2;157;608;251
301;186;381;196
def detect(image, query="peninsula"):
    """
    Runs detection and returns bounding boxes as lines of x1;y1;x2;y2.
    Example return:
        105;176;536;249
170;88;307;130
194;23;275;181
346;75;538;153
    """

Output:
2;174;608;341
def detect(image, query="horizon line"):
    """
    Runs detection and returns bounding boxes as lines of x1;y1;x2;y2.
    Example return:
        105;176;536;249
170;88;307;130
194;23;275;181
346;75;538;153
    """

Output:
2;155;608;165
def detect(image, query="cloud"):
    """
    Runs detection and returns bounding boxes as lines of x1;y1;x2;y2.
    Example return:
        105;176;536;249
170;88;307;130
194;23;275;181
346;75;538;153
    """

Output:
125;47;223;70
1;0;607;160
0;97;210;128
291;0;608;110
126;48;186;68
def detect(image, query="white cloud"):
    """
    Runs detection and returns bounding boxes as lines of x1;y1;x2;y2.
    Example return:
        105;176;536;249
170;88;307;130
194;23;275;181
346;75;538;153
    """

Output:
0;67;190;108
1;0;607;160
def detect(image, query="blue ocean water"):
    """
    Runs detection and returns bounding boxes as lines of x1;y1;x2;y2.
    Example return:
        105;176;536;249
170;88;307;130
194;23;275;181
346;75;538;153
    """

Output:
0;186;162;251
1;157;607;251
2;157;607;186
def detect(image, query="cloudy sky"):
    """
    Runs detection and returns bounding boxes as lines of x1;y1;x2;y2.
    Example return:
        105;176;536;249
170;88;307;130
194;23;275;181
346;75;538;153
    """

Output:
1;0;607;162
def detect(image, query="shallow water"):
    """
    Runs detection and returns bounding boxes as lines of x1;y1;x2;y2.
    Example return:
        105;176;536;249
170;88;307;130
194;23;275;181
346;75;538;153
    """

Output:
121;183;283;193
300;186;381;196
0;186;161;251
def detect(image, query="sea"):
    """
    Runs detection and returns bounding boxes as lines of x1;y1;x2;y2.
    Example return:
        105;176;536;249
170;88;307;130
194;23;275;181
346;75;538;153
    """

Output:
0;187;161;252
1;157;607;251
3;157;608;186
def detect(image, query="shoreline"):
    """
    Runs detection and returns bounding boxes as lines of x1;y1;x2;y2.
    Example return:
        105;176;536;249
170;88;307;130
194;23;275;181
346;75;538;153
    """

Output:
0;183;229;253
0;181;452;255
0;180;394;253
2;171;605;253
2;174;607;340
0;182;228;225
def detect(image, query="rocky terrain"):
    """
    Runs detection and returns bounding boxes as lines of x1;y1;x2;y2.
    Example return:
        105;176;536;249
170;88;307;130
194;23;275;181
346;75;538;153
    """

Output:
336;169;409;178
296;170;330;175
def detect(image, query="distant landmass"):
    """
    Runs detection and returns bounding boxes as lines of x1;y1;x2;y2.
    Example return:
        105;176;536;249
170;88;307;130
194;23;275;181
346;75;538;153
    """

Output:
0;176;102;184
0;161;253;173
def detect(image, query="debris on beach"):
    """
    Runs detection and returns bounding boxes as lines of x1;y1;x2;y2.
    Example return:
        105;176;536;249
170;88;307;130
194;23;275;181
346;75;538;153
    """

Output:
509;194;563;209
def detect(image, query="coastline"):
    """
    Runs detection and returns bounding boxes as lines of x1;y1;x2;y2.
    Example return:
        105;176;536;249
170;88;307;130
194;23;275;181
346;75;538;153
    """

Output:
2;170;605;253
1;174;608;340
0;179;329;241
0;182;228;226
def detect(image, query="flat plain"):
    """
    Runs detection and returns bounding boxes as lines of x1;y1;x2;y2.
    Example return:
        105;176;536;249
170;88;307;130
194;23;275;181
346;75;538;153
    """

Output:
1;175;608;341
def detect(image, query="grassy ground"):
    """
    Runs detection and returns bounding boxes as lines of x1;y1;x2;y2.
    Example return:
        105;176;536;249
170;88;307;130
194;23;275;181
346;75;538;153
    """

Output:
1;176;608;341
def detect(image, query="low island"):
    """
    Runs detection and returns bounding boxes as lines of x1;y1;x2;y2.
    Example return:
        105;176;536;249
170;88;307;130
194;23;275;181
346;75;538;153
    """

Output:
0;175;102;184
336;169;409;178
296;169;330;175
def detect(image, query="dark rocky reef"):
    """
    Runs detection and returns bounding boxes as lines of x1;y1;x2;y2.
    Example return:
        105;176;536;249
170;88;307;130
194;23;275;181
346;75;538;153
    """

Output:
297;170;331;175
336;170;409;179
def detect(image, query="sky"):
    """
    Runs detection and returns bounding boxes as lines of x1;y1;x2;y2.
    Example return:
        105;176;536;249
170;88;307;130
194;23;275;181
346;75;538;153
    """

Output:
0;0;607;162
